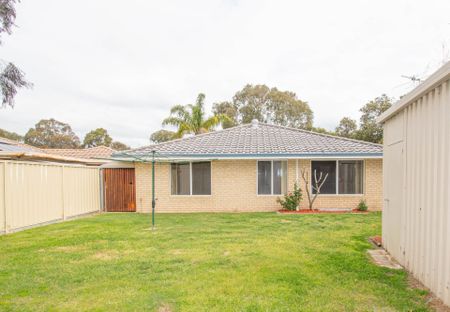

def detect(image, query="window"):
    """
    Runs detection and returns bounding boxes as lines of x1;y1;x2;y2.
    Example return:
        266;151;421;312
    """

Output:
311;160;364;195
192;162;211;195
258;160;287;195
311;161;336;194
171;162;211;195
338;160;363;194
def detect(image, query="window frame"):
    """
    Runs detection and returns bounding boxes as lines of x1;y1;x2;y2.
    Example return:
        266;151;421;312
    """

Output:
256;160;288;196
310;160;365;196
170;161;212;196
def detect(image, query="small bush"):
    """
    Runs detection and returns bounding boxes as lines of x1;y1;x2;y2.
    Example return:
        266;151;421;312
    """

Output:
277;183;302;211
357;199;368;211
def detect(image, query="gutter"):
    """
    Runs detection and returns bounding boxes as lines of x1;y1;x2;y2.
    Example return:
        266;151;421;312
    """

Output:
111;152;383;162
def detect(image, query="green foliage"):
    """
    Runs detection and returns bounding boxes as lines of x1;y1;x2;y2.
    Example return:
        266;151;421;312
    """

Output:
83;128;112;148
110;141;129;151
150;129;176;143
310;126;335;135
0;127;23;141
0;213;429;311
24;118;80;148
357;199;368;211
212;101;238;129
219;84;314;129
277;182;302;211
335;117;357;138
355;94;392;143
0;1;31;108
163;93;231;138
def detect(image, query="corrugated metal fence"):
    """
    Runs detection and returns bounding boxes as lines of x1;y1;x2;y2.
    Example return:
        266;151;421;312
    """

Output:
383;76;450;305
0;160;101;234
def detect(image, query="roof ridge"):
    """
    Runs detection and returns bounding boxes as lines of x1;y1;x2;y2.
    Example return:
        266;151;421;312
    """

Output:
259;122;383;147
130;124;250;152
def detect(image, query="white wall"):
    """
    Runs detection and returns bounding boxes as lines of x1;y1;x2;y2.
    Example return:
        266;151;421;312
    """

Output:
383;76;450;305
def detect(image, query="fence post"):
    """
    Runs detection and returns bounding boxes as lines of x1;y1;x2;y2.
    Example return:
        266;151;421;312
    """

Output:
3;162;7;234
61;166;66;220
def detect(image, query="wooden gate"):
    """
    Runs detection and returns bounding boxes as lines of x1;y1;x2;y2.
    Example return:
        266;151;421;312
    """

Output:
103;168;136;212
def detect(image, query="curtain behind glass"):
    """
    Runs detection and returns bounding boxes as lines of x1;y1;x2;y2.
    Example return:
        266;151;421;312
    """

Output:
338;160;363;194
192;162;211;195
258;161;271;194
171;163;190;195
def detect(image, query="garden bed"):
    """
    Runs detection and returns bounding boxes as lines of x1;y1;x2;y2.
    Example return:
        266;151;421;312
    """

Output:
278;209;368;214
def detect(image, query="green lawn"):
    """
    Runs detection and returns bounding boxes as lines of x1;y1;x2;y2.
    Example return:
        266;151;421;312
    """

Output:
0;212;428;311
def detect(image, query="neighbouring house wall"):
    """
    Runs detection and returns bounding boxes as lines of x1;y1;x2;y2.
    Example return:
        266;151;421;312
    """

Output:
0;161;101;234
382;77;450;306
135;158;382;213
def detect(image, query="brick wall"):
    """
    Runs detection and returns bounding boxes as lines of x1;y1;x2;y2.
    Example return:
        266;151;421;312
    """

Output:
135;158;382;213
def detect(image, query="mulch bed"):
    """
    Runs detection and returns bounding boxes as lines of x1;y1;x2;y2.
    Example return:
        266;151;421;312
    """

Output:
277;209;368;214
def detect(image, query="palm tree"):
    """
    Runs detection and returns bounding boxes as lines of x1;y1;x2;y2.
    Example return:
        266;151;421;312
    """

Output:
162;93;231;138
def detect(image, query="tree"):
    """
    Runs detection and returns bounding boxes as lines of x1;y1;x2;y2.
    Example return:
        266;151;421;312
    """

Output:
212;101;237;129
355;94;392;143
162;93;230;138
150;129;176;143
217;84;313;129
83;128;112;147
111;141;129;151
301;167;329;210
0;0;31;108
0;127;22;141
24;119;80;148
335;117;357;138
311;127;335;136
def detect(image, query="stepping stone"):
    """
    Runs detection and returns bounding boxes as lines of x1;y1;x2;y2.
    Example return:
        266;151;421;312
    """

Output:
367;249;403;269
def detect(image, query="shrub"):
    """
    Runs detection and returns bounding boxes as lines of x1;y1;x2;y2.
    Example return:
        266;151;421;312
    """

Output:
277;183;302;211
357;199;368;211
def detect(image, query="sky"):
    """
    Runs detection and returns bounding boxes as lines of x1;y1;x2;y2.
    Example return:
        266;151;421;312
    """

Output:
1;0;450;147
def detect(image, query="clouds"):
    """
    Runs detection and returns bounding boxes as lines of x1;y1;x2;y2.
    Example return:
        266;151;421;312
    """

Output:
1;0;449;147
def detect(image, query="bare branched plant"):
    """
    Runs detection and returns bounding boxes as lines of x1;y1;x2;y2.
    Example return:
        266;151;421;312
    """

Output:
300;168;329;210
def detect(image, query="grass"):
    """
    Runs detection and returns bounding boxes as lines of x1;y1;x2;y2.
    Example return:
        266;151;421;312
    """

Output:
0;212;429;311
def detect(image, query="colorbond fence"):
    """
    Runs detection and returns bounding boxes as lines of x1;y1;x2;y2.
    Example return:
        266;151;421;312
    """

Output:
0;160;101;234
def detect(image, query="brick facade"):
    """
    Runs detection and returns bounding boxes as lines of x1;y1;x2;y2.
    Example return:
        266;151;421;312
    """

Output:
135;159;382;213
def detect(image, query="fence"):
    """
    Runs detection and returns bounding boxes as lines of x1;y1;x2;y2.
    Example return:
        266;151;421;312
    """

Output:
0;160;101;234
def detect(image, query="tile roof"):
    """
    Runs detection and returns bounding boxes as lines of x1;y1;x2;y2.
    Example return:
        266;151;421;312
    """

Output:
114;121;382;160
45;146;115;159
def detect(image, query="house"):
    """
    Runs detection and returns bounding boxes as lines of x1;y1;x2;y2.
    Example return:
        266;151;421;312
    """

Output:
378;61;450;305
0;137;112;166
45;146;115;160
111;120;383;213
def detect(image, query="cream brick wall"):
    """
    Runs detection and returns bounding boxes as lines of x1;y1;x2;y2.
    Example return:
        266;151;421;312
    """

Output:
135;158;382;213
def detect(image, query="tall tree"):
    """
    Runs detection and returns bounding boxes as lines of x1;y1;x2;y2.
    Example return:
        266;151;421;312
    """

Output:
215;84;313;129
335;117;357;138
0;0;31;108
24;119;80;148
212;101;237;129
0;127;22;141
110;141;129;151
150;129;176;143
355;94;392;143
162;93;230;138
83;128;112;148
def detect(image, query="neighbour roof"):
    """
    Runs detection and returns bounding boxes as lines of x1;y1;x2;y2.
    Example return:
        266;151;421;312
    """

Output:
0;137;44;153
114;121;382;160
378;61;450;123
45;146;115;159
